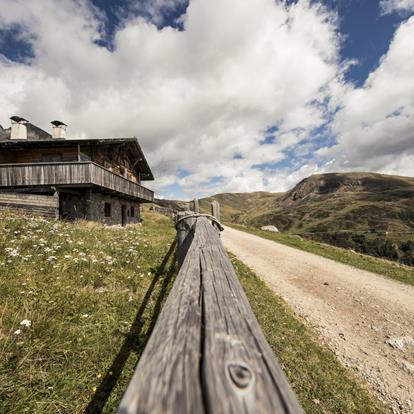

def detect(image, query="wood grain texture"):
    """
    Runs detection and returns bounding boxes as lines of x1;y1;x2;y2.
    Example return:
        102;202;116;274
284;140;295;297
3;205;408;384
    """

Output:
197;218;302;414
0;192;59;218
176;211;197;268
118;227;204;414
118;216;303;414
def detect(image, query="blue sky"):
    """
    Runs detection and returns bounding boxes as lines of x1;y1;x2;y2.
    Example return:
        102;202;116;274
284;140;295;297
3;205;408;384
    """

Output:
325;0;408;85
1;0;414;199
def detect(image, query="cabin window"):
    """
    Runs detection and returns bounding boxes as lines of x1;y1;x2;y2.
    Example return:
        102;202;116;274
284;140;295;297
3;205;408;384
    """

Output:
104;202;111;217
130;206;135;217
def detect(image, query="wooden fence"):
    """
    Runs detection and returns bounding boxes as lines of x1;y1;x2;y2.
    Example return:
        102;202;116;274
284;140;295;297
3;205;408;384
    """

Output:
0;191;59;218
118;204;303;413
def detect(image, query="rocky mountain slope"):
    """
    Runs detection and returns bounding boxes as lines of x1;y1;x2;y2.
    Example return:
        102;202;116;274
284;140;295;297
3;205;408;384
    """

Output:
156;172;414;265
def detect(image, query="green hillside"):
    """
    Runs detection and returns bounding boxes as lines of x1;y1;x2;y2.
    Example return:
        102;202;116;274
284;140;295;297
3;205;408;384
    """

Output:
197;172;414;265
199;191;283;222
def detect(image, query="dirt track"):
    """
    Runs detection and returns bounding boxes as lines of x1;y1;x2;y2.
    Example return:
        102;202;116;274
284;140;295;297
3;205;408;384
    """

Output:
222;226;414;413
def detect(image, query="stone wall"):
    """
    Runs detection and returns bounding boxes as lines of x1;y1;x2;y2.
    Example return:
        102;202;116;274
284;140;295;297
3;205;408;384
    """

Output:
60;193;86;219
60;191;141;225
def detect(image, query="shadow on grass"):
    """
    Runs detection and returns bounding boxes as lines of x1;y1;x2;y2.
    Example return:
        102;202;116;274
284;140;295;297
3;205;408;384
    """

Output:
84;240;177;414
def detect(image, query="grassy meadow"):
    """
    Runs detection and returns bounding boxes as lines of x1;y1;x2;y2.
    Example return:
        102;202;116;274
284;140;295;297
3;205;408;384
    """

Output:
0;210;176;413
0;209;391;413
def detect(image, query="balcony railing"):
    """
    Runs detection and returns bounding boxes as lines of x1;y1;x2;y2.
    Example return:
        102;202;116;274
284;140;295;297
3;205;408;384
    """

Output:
0;162;154;202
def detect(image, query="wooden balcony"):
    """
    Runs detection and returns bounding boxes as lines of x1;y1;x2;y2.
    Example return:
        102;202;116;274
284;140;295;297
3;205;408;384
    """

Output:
0;162;154;202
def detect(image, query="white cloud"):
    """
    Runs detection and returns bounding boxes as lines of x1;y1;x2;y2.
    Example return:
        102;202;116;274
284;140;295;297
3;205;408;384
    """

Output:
380;0;414;15
324;16;414;176
0;0;343;197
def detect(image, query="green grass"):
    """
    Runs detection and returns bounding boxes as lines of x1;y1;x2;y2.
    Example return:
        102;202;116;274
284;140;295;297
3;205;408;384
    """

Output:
0;208;398;414
231;254;388;413
0;210;176;414
228;223;414;286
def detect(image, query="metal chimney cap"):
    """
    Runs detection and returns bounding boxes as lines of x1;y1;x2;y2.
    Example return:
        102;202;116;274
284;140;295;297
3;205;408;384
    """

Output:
51;120;67;127
10;116;28;123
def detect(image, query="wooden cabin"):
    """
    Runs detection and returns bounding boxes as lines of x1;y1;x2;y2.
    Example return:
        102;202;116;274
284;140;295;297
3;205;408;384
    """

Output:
0;116;154;225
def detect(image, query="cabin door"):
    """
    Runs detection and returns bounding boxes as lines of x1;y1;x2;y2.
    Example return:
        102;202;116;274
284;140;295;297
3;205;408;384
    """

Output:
121;205;127;227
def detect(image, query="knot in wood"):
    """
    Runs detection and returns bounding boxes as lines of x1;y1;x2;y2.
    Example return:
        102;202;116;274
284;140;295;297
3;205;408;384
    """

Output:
228;363;253;389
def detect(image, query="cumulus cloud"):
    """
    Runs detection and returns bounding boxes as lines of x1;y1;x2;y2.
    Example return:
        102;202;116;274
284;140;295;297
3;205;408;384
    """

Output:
324;16;414;176
380;0;414;15
0;0;343;197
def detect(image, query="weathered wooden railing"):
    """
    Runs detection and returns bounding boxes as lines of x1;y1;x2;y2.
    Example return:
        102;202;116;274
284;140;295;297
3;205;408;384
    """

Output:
118;206;303;413
0;162;154;202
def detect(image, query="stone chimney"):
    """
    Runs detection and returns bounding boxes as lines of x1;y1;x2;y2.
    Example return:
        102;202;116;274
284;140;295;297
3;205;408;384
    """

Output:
10;116;28;140
51;120;67;139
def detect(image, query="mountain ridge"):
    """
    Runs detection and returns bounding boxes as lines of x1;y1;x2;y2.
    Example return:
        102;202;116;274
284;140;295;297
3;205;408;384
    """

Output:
155;171;414;265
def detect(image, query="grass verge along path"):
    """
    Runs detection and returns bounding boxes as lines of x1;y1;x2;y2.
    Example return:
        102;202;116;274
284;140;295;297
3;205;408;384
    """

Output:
0;211;176;414
228;223;414;286
231;254;388;413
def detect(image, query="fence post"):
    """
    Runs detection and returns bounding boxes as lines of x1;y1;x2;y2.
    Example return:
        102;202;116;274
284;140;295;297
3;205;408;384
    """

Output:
52;187;59;219
211;200;220;222
193;198;200;213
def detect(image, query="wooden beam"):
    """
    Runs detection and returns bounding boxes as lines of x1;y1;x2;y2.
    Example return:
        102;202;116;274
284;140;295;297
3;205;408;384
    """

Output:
118;224;204;414
118;216;303;414
176;211;197;268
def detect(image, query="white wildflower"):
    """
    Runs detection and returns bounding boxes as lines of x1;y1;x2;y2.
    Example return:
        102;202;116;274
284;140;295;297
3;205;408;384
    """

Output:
5;247;20;257
20;319;31;328
14;329;22;335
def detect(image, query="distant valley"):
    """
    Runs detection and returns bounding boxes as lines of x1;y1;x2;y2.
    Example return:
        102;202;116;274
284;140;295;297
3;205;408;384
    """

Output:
156;172;414;265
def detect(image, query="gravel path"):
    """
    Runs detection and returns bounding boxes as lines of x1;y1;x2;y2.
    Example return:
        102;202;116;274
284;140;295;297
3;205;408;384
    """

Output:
222;226;414;414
